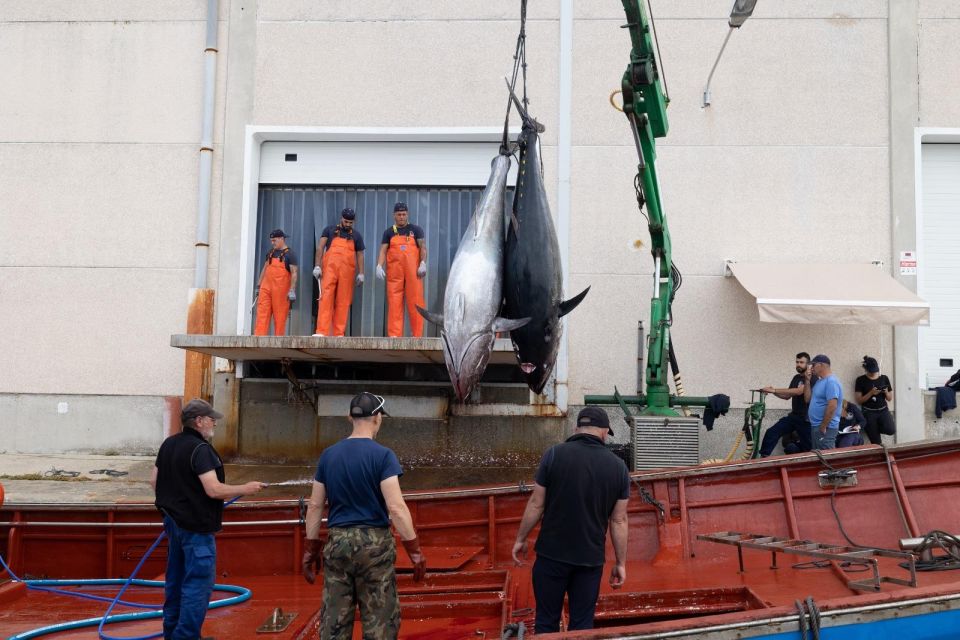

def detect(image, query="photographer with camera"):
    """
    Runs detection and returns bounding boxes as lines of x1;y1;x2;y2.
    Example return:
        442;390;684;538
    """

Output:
854;356;895;445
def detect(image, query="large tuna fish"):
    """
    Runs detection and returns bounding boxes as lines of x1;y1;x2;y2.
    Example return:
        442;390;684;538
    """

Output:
503;120;590;394
417;152;529;401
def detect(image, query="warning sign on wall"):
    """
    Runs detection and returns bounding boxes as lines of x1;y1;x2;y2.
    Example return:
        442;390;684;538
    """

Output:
900;250;917;276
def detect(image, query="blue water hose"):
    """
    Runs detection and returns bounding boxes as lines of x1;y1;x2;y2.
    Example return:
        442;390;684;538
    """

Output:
2;496;251;640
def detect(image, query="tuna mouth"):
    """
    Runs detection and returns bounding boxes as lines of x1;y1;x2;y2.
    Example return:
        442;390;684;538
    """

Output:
520;363;536;374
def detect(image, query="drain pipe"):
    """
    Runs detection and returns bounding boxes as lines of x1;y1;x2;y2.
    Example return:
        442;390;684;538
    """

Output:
184;0;219;402
555;0;573;414
194;0;218;289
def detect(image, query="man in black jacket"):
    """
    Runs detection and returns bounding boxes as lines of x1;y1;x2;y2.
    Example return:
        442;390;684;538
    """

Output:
511;407;630;633
152;399;265;640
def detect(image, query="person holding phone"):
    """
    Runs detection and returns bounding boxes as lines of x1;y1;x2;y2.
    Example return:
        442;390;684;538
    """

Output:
854;355;895;445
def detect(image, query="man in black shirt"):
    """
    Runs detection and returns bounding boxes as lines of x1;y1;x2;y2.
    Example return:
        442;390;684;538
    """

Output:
512;407;630;633
759;352;816;456
152;399;265;640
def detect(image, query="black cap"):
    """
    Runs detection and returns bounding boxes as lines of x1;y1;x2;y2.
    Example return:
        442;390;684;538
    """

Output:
341;208;356;220
811;354;831;366
269;228;288;238
350;392;390;418
393;202;408;212
182;399;223;422
577;406;613;435
862;356;879;373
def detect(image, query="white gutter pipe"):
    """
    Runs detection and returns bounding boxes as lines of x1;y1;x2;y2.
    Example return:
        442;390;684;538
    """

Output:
555;0;573;414
194;0;219;289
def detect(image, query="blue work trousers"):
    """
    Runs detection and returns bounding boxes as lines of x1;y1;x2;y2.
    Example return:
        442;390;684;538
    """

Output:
812;426;838;450
162;515;216;640
532;555;604;633
759;414;811;457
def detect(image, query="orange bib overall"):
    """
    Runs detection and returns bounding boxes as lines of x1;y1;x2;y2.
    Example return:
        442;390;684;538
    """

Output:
254;249;292;336
386;229;424;337
315;234;357;336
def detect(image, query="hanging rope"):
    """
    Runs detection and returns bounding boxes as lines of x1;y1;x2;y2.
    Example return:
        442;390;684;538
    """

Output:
502;0;530;150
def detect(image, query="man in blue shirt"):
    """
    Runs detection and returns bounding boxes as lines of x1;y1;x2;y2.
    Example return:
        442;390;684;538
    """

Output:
302;392;426;640
805;354;843;450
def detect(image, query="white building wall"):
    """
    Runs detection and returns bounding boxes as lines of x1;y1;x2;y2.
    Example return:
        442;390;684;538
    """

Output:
1;1;957;452
0;2;231;451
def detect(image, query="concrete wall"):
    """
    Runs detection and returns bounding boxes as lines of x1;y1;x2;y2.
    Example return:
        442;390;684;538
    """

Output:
2;1;958;454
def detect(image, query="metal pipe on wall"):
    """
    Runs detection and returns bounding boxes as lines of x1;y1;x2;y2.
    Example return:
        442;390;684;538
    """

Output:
194;0;219;289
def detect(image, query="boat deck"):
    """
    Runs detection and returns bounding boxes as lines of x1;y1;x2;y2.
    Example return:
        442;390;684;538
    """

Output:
3;440;960;638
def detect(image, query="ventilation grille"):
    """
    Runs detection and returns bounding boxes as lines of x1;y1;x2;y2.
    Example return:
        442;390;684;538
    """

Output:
630;416;701;471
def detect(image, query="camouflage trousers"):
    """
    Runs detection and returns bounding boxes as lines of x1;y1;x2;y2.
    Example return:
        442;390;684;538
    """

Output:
320;527;400;640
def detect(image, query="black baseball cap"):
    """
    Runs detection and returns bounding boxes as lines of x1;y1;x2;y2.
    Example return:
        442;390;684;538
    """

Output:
269;228;288;238
350;392;391;418
341;208;356;220
393;202;408;212
577;406;613;435
182;399;223;422
862;356;879;373
811;354;831;366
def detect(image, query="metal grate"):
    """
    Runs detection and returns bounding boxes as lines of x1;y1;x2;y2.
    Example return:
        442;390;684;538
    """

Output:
630;416;701;470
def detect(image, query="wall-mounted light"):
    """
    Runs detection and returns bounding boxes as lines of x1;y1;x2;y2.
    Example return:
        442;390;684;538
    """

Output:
702;0;758;108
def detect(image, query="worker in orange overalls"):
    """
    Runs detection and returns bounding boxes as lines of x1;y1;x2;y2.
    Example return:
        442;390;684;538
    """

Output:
312;208;365;336
376;202;427;337
254;229;298;336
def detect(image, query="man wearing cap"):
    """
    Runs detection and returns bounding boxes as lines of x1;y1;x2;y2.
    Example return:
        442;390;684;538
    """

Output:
302;392;427;639
313;208;366;337
254;228;298;336
512;407;630;633
376;202;427;337
804;354;843;450
152;399;266;640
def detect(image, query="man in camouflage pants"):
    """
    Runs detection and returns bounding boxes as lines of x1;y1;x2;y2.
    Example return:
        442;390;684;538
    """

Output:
301;392;427;639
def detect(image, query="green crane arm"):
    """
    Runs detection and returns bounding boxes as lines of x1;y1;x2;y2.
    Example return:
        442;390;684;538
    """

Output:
619;0;675;415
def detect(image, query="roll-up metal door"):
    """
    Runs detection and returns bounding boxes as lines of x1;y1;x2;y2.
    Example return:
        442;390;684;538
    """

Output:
255;185;487;337
919;144;960;387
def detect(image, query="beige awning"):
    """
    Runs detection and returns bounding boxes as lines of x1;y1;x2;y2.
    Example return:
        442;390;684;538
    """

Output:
728;262;930;325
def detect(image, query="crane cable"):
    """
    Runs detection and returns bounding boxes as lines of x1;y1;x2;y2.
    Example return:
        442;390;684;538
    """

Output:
501;0;529;149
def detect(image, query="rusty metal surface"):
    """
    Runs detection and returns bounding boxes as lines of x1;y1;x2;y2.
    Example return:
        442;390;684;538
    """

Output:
170;334;519;365
183;288;215;401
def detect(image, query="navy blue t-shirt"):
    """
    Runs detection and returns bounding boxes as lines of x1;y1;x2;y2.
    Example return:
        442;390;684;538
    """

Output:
380;224;424;245
314;438;403;528
320;225;365;252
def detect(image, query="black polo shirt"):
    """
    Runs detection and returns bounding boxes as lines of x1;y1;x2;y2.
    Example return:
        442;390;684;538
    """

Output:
154;427;225;533
534;433;630;567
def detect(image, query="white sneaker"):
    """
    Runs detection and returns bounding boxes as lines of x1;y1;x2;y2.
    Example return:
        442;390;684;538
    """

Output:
312;333;325;337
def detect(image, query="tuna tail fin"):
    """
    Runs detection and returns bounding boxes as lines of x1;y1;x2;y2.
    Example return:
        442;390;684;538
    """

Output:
492;316;530;333
416;306;444;326
558;286;591;318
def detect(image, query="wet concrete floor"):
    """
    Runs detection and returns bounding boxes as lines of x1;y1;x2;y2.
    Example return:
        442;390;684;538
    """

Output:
0;454;535;505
